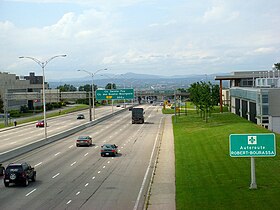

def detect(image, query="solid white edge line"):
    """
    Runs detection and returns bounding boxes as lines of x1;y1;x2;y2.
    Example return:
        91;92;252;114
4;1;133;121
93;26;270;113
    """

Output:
133;117;163;210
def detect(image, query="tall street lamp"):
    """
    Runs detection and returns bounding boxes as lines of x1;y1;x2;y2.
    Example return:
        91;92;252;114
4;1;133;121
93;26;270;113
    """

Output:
19;55;67;138
77;68;107;121
100;74;119;113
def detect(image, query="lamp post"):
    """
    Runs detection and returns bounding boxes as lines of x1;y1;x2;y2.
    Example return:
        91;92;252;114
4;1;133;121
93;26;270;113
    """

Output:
100;74;119;113
19;55;67;138
78;68;107;121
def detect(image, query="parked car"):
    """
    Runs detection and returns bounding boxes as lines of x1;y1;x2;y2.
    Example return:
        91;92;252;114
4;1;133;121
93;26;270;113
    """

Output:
101;144;118;157
0;163;5;176
4;162;36;187
77;114;85;119
76;136;92;147
36;120;46;128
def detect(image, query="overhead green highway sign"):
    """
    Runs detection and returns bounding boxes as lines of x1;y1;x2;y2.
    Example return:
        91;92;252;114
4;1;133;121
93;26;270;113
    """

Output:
229;133;276;157
96;89;134;100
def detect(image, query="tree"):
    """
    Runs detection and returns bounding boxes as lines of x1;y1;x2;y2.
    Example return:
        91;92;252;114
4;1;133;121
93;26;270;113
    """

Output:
188;81;220;122
57;84;77;92
177;88;187;92
105;83;116;89
274;63;280;70
78;84;97;92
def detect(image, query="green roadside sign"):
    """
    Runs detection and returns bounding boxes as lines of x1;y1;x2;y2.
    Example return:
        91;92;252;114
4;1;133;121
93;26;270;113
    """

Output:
96;89;134;100
229;133;276;157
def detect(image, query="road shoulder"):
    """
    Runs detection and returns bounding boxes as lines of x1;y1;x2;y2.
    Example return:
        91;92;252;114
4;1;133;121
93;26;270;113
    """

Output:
147;115;176;210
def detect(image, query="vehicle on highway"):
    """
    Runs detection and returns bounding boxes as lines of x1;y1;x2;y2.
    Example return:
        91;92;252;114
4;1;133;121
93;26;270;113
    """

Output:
76;135;92;147
4;162;36;187
101;144;118;157
132;108;145;124
0;163;5;176
77;114;85;119
36;120;46;127
116;104;121;107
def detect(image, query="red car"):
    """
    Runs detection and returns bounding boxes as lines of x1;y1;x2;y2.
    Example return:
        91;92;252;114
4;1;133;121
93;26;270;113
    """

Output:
36;120;46;128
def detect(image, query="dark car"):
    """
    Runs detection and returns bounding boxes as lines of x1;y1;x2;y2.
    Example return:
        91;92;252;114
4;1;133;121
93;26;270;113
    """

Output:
77;114;85;119
76;136;92;147
36;120;46;128
4;162;36;187
0;163;5;176
101;144;118;157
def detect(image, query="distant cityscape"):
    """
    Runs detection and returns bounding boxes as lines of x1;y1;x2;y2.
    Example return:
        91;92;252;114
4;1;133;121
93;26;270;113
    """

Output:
48;72;227;90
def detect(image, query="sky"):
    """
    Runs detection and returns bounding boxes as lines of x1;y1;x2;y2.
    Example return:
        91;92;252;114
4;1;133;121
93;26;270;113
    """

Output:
0;0;279;81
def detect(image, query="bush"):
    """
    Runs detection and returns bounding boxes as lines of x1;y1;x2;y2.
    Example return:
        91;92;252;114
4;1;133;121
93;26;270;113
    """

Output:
9;110;21;117
20;105;29;113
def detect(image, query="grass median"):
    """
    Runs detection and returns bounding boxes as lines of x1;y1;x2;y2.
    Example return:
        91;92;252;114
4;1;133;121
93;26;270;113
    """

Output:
173;110;280;210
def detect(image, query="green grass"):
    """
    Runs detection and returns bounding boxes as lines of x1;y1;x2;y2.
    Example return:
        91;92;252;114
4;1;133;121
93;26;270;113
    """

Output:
174;111;280;210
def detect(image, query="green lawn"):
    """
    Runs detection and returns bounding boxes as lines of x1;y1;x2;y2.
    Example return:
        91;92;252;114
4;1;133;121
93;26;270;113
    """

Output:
173;111;280;210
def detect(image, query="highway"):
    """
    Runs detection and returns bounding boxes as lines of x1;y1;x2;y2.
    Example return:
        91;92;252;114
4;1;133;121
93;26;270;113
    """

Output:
0;105;120;154
0;104;165;210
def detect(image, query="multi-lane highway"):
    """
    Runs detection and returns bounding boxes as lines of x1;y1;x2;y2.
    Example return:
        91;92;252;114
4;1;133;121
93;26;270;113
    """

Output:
0;105;118;154
0;104;165;210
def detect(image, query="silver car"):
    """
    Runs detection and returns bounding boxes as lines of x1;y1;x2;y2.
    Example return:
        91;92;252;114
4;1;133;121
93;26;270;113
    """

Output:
76;136;92;147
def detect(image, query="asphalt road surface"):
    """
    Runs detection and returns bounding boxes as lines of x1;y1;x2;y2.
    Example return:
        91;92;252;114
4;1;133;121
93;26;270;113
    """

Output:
0;105;121;154
0;104;165;210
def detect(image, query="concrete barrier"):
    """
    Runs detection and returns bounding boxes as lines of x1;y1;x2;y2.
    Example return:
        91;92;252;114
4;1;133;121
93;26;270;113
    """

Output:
0;107;129;162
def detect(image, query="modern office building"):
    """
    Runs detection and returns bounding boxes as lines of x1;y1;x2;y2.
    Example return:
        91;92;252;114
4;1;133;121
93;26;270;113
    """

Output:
215;70;280;133
0;72;45;111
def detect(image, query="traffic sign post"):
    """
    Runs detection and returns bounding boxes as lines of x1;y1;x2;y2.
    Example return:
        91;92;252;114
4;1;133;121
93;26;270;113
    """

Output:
96;89;134;100
229;133;276;189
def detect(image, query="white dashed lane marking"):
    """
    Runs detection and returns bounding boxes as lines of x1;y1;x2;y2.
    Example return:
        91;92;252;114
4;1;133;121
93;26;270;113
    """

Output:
70;161;76;166
67;200;72;204
34;162;42;167
26;189;36;197
52;173;60;179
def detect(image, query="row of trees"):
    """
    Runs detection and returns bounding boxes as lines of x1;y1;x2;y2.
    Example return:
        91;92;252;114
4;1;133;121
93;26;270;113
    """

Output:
188;81;220;122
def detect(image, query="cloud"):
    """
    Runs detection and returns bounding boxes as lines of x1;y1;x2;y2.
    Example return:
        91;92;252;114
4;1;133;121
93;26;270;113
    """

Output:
200;4;239;23
247;47;278;55
1;1;280;78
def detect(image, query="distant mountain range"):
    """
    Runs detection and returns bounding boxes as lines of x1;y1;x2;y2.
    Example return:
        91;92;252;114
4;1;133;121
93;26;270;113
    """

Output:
49;72;230;89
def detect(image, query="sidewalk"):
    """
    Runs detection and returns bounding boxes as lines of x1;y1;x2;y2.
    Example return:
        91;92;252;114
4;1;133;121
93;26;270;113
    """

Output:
147;115;176;210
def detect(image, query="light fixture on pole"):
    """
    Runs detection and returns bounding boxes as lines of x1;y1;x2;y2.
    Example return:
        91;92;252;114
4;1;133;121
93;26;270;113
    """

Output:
19;55;67;138
77;68;107;121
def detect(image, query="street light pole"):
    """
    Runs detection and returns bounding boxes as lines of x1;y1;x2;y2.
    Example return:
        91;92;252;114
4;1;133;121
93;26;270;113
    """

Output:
78;68;107;121
100;74;119;113
19;55;67;138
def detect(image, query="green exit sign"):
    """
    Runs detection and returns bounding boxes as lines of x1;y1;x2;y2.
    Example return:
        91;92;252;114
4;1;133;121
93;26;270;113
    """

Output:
96;89;134;100
229;133;276;157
